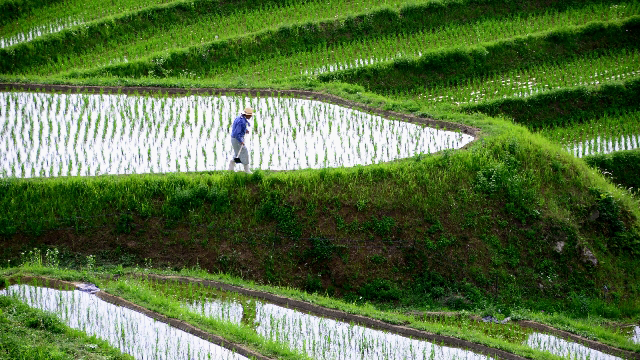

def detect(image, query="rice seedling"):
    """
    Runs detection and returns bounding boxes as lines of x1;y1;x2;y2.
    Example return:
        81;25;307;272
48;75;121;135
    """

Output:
526;333;622;360
0;17;83;48
253;302;492;360
15;0;417;76
201;2;640;83
0;283;249;359
398;50;640;108
0;91;472;178
123;278;494;360
539;110;640;158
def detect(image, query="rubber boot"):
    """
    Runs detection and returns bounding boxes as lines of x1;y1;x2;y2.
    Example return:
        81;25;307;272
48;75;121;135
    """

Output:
243;164;253;174
228;159;236;171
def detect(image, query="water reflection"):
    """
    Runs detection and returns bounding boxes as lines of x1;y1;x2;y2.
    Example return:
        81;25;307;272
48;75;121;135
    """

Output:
0;91;473;177
568;134;640;158
184;298;244;325
0;18;82;48
0;284;248;360
253;302;488;360
526;333;621;360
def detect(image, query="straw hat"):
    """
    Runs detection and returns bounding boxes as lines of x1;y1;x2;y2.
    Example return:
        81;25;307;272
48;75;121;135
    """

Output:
242;107;255;116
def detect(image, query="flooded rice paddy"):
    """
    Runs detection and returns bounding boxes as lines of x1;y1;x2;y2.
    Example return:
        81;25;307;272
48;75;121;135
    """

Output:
3;279;636;360
178;286;638;360
526;333;622;360
156;280;492;359
567;134;640;158
185;298;244;325
0;18;83;48
0;284;248;360
0;91;472;178
250;301;488;360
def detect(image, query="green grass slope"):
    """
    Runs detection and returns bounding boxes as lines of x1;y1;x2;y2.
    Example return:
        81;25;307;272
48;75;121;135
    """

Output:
0;0;639;323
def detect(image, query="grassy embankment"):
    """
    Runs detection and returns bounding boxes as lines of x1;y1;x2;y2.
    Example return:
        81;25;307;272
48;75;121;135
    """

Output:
0;0;634;76
1;0;639;346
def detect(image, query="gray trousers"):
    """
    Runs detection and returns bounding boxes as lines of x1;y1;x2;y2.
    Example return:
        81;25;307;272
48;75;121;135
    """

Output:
230;137;250;165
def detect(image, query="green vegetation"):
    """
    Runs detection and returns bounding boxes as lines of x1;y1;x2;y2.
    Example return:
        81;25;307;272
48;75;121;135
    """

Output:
1;0;640;356
0;288;131;359
1;0;416;75
540;110;640;158
465;77;640;129
164;2;640;84
0;0;63;27
318;16;640;92
584;148;640;193
61;1;640;80
406;49;639;108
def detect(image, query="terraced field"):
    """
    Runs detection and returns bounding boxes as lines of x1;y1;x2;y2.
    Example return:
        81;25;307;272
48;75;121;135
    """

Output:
1;0;640;359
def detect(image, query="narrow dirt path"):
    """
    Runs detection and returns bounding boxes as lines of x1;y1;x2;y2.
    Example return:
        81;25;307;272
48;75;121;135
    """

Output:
6;275;274;360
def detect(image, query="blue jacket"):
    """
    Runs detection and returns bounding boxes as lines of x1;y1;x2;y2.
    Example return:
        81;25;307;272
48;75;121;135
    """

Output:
231;114;250;143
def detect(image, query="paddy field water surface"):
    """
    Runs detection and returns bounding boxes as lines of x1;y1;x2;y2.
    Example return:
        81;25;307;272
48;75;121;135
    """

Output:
0;284;249;360
526;333;622;360
0;91;472;178
0;17;82;48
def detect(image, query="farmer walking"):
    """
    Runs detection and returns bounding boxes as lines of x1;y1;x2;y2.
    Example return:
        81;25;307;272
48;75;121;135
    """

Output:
228;107;254;174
